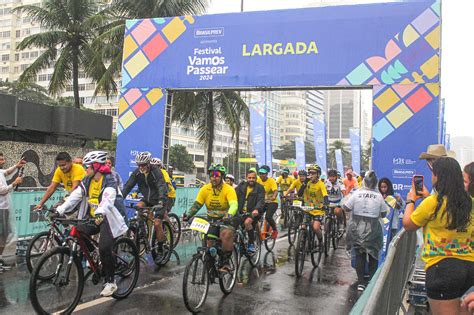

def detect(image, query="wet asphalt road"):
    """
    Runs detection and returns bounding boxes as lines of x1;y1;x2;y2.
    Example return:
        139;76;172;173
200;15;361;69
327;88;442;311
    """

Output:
0;229;360;314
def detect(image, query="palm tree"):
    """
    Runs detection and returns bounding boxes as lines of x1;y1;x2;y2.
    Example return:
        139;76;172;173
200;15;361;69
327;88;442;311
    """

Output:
328;140;349;169
172;91;247;170
0;80;53;104
14;0;107;109
91;0;209;97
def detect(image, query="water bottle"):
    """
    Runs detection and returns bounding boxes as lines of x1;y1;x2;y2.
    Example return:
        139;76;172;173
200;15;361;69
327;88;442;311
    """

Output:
208;247;217;257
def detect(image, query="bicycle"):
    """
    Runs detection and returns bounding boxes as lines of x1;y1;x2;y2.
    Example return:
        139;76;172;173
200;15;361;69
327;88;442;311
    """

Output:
26;206;70;274
29;217;140;314
287;198;304;246
324;203;345;254
279;194;291;228
293;206;324;277
127;205;173;266
235;220;261;267
182;216;239;313
168;212;182;249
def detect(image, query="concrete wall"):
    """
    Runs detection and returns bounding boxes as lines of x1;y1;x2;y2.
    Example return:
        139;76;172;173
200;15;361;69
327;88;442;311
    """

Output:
0;141;94;188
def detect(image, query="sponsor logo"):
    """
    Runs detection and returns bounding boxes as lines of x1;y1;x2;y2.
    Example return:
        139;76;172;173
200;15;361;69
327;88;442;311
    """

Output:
194;27;224;38
392;169;415;179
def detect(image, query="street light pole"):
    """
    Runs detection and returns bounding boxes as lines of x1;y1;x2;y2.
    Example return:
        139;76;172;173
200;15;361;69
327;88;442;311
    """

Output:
241;0;244;12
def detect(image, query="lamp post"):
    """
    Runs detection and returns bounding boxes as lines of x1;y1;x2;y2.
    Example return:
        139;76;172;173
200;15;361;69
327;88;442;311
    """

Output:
241;0;244;12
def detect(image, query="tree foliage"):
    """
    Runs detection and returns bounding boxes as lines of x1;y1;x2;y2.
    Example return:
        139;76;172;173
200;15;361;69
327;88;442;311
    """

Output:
169;144;195;173
273;140;316;162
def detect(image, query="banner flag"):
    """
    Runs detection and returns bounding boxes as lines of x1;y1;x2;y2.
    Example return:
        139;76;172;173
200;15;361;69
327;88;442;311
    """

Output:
350;128;361;175
313;117;327;176
264;104;273;174
335;149;344;175
249;100;266;169
295;137;306;170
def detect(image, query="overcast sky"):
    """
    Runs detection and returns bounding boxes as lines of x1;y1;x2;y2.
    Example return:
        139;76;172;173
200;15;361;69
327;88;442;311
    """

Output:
207;0;473;138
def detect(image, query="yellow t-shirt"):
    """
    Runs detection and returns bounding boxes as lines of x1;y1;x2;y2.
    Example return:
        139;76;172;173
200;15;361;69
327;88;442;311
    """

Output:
411;195;474;270
161;169;176;198
243;186;254;213
88;176;103;217
257;177;278;203
52;163;86;192
303;180;328;216
286;179;303;195
276;176;294;192
195;183;238;218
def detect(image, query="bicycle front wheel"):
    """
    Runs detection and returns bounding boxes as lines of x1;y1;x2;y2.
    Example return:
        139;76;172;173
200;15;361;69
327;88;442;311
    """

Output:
248;230;261;267
310;231;323;268
295;229;307;277
29;246;84;315
151;221;174;266
168;213;182;248
183;254;209;313
324;218;331;257
26;231;61;275
113;238;140;299
332;219;340;250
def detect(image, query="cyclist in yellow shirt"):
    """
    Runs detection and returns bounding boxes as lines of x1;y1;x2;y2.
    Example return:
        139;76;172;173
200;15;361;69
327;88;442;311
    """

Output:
184;164;238;270
151;158;176;213
257;165;279;239
36;152;85;210
297;164;329;243
284;170;307;198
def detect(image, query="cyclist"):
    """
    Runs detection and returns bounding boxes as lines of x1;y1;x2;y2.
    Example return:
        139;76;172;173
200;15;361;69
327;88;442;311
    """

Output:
168;166;177;190
225;174;237;189
236;168;265;253
183;164;238;271
292;171;299;181
257;165;279;239
56;151;128;297
284;170;307;198
297;164;329;244
150;158;176;215
122;152;168;262
325;169;347;232
35;152;86;210
276;168;294;201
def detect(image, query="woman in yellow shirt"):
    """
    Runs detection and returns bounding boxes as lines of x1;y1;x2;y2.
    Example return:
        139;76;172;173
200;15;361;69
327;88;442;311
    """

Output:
403;157;473;315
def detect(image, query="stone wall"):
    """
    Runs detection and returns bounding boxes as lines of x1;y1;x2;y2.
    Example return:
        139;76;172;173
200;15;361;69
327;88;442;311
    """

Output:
0;141;97;188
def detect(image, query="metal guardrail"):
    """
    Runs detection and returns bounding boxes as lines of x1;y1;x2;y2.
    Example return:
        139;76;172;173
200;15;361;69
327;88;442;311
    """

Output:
350;228;418;315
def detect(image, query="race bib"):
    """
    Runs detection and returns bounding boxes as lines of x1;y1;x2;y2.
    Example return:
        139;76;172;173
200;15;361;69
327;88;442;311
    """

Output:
190;218;211;234
292;200;303;206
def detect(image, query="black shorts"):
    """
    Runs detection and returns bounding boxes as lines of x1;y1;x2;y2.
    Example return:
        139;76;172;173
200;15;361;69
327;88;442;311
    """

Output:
426;258;474;300
140;199;166;219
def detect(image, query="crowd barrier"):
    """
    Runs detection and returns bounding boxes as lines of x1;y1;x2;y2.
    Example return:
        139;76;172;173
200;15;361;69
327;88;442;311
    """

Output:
11;188;200;238
350;228;418;315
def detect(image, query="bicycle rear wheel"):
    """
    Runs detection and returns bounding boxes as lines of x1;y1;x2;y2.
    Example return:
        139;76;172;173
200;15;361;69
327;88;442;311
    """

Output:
287;213;298;246
310;231;323;268
183;254;209;313
30;246;84;314
168;213;182;248
26;231;61;275
248;230;261;267
324;218;331;257
295;229;307;277
113;238;140;299
332;219;340;250
151;221;174;266
219;246;239;294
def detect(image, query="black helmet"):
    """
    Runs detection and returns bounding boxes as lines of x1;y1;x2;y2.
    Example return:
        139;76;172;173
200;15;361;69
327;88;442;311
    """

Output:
298;170;307;176
328;169;338;177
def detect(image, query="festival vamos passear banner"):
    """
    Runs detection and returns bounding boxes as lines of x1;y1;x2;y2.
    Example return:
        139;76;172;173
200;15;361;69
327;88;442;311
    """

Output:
116;0;440;186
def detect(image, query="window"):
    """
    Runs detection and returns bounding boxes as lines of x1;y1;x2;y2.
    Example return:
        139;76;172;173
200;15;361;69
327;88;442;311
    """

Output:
1;54;9;61
1;43;10;50
21;52;29;59
16;30;20;38
30;51;38;58
1;31;10;38
194;155;204;162
1;66;9;73
20;64;29;71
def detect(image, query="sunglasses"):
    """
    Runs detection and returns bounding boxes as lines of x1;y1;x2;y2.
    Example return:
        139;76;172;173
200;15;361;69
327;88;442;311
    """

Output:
308;172;318;175
138;163;148;167
209;171;222;178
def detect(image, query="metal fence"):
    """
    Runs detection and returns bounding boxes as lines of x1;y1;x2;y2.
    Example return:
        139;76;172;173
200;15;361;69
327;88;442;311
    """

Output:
350;228;418;315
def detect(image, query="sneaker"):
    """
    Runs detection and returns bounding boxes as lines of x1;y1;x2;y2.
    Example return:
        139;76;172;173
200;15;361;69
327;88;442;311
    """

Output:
357;284;366;292
100;282;117;297
271;230;278;240
247;244;255;254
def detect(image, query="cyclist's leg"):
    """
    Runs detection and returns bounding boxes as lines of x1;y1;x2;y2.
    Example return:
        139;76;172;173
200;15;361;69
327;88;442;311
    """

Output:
265;202;278;231
312;217;323;241
220;225;234;252
153;204;167;243
243;215;254;244
98;218;115;283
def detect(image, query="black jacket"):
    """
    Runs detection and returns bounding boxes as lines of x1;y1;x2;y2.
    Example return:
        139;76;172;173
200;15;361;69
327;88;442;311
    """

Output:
122;165;168;203
236;181;265;214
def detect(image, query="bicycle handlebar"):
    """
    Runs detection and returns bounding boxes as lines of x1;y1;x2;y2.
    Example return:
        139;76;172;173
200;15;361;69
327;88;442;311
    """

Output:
53;218;96;226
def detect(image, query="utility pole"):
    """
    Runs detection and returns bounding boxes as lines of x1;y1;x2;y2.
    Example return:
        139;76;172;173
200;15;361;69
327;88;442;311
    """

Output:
241;0;244;12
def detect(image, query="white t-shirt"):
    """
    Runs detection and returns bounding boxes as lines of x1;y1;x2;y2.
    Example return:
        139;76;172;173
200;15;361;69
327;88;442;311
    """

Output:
325;179;346;203
343;188;388;218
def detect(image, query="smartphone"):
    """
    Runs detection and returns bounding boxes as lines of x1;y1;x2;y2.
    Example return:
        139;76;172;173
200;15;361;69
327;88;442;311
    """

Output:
413;175;424;196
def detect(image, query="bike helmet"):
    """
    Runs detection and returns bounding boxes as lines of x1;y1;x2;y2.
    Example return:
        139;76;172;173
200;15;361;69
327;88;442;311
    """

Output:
208;164;227;177
307;164;321;174
226;174;235;181
258;165;270;174
298;170;307;176
282;168;290;174
135;151;152;165
83;151;108;165
293;171;298;177
150;157;162;166
328;169;338;177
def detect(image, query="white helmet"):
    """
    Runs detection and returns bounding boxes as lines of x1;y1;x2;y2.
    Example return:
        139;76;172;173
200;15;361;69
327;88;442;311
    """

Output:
135;151;152;164
226;174;235;181
150;157;162;166
83;151;108;165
